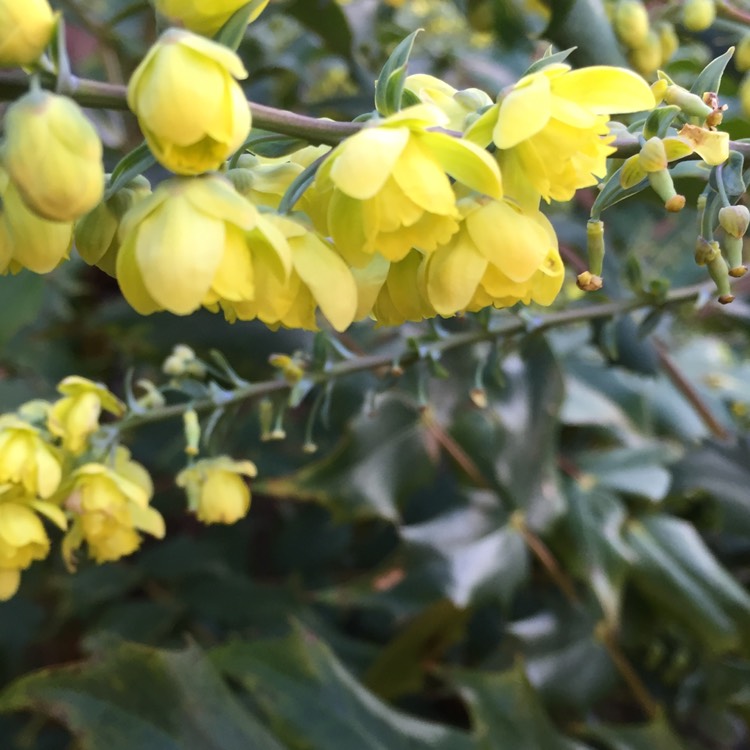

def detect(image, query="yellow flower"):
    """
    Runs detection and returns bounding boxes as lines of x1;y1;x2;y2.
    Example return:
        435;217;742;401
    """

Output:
0;167;73;274
369;251;436;326
127;29;251;175
0;417;61;498
62;448;164;566
678;123;729;166
75;176;151;277
315;104;502;266
3;90;104;222
0;0;55;67
47;377;125;455
221;215;359;332
425;198;564;313
154;0;269;37
0;501;50;600
116;174;258;315
466;64;655;206
176;456;257;525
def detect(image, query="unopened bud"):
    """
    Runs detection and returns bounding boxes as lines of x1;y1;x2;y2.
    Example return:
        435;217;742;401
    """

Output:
663;84;713;120
718;205;750;238
737;34;750;72
183;408;201;456
723;235;746;276
695;236;720;265
135;379;166;409
0;0;55;67
173;344;195;361
741;73;750;120
614;0;650;48
629;31;661;76
707;253;733;301
657;22;679;64
259;398;273;441
469;387;488;409
163;354;186;377
576;271;604;292
682;0;716;32
648;169;684;211
586;219;605;276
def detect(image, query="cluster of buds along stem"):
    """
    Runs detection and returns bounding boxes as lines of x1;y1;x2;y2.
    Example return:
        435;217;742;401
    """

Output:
610;0;679;75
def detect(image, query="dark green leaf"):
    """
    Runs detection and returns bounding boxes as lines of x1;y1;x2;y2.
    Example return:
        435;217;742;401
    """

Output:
105;142;156;200
213;623;475;750
214;0;268;50
708;150;745;199
0;642;285;750
524;46;576;75
690;47;734;96
643;106;681;141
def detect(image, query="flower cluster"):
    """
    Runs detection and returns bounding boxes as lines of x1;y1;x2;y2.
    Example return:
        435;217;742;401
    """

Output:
0;0;738;324
0;370;258;601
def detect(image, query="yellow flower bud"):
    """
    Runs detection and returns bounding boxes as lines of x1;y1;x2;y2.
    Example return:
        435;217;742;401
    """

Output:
614;0;650;49
629;30;662;76
662;83;713;119
719;205;750;238
47;376;125;456
176;456;257;525
127;29;251;175
0;0;55;67
183;409;201;456
656;22;679;64
117;175;259;316
737;34;750;73
638;137;668;172
154;0;269;37
0;167;73;274
3;90;104;222
682;0;716;31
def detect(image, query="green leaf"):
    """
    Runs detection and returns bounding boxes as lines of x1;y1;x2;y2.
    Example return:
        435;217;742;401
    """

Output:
709;150;745;199
364;600;468;700
257;398;438;522
285;0;354;61
451;663;593;749
0;642;285;750
212;623;475;750
278;152;327;215
689;47;734;96
105;142;156;200
524;46;576;76
642;106;681;141
214;1;268;50
625;514;750;652
565;484;630;625
585;717;688;750
590;164;648;219
400;504;529;607
375;30;421;117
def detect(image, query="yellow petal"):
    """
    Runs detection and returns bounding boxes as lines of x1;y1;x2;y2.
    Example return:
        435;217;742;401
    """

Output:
426;231;487;314
115;233;163;315
329;127;410;200
678;124;729;166
419;132;503;200
494;73;552;149
0;569;20;600
391;139;456;214
550;67;656;114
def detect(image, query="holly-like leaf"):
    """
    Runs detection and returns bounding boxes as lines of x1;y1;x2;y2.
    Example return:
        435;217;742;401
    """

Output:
0;642;285;750
375;30;421;117
212;623;475;750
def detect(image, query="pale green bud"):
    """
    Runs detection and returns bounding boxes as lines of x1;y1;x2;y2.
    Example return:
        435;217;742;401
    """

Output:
663;83;713;119
718;205;750;238
183;409;201;456
629;30;662;76
656;22;679;64
682;0;716;32
615;0;650;48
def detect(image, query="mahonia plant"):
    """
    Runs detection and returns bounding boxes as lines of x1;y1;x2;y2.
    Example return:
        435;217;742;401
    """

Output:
0;0;746;598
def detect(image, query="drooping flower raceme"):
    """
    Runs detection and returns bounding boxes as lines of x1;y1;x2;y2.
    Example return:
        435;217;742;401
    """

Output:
116;174;258;315
176;456;258;525
153;0;270;37
466;64;655;207
127;29;251;175
315;104;502;266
